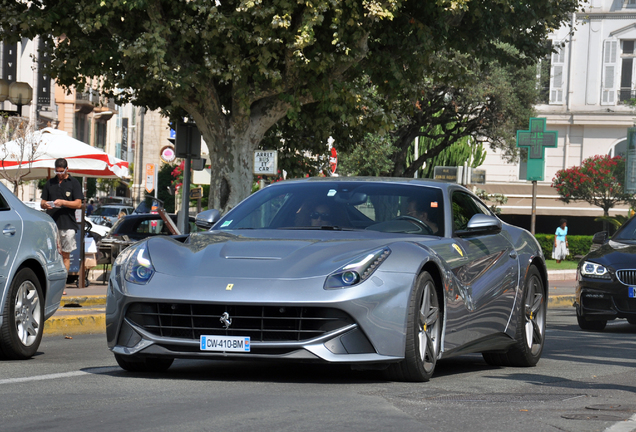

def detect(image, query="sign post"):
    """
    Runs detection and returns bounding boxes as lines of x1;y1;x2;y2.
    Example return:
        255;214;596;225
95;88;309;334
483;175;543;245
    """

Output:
516;118;558;234
625;127;636;193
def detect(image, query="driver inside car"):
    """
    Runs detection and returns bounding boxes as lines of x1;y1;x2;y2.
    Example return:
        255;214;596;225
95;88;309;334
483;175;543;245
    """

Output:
406;197;439;235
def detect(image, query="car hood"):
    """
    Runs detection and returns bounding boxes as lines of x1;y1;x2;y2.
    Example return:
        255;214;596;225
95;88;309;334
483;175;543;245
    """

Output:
145;229;422;279
584;240;636;269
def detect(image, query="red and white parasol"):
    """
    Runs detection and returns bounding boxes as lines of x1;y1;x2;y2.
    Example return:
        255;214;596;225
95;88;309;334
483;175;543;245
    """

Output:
0;127;129;179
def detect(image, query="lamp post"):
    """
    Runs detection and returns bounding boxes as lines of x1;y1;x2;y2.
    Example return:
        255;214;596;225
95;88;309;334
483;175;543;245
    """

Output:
0;79;33;116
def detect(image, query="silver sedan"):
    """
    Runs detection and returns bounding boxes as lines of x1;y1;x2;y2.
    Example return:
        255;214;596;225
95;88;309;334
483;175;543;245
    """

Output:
0;181;67;359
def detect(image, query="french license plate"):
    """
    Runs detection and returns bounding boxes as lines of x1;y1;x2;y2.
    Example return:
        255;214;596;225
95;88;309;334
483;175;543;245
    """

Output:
200;335;250;352
630;287;636;298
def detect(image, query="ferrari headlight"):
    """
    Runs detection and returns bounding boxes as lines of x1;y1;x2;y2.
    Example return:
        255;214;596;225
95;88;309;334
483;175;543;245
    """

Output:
120;243;155;284
325;247;391;289
580;261;611;279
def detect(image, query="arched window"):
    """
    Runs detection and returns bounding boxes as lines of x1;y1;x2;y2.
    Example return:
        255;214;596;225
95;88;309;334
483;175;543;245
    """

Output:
609;139;627;157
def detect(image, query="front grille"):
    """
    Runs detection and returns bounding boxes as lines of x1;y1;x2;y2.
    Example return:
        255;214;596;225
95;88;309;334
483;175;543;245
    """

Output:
616;270;636;286
125;302;354;342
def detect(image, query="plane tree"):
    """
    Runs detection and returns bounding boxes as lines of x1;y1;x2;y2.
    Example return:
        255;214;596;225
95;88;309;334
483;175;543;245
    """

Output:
0;0;580;212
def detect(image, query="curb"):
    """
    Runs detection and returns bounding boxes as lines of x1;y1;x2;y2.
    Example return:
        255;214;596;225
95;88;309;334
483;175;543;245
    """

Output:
547;270;577;281
61;295;106;307
44;313;105;336
548;295;575;308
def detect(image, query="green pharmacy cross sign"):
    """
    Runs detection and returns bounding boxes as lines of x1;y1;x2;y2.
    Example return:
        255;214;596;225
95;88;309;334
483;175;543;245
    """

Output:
516;117;558;181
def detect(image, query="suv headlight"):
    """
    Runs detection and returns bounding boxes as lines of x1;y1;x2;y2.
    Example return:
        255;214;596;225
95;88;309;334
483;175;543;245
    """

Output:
324;247;391;289
580;261;611;279
114;243;155;284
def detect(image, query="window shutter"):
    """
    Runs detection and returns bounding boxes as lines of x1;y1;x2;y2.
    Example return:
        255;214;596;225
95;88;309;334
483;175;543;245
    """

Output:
550;46;565;103
602;40;618;105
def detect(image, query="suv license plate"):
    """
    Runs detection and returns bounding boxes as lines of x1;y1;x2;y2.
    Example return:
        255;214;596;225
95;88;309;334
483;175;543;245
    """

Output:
200;335;250;352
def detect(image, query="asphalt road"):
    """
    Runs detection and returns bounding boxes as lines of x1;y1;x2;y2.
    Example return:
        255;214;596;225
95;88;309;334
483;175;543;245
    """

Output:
1;306;635;432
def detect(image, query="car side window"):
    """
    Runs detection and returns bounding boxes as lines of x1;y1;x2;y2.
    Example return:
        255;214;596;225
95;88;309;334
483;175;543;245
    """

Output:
452;191;489;233
0;192;9;211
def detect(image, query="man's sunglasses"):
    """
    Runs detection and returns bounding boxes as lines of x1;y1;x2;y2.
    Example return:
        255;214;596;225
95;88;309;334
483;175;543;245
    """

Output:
310;212;330;220
54;168;67;174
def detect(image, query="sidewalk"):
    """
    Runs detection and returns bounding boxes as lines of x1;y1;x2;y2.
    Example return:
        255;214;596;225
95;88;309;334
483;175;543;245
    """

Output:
43;269;578;336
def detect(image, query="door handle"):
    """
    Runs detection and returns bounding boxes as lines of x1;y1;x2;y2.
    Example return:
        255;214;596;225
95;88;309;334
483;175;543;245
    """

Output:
3;225;16;236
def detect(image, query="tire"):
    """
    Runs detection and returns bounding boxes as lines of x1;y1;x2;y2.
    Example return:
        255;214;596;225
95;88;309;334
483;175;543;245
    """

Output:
483;265;546;367
0;268;44;360
114;353;174;372
386;271;441;382
576;306;607;331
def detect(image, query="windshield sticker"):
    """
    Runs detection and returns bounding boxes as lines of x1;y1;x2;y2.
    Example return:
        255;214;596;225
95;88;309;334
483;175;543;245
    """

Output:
430;202;438;208
327;189;337;197
221;220;232;228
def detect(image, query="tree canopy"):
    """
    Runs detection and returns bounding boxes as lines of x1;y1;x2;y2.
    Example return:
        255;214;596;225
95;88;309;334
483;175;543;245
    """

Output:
0;0;581;212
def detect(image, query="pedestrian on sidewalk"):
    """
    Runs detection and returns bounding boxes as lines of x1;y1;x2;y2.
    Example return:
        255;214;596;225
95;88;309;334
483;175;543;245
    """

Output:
86;199;94;216
41;158;84;272
552;218;569;264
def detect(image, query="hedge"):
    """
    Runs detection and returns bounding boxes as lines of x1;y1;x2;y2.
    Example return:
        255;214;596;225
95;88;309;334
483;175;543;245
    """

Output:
534;234;593;261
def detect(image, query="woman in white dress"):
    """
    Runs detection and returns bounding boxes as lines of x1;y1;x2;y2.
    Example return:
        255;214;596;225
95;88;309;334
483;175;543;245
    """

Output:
552;218;568;263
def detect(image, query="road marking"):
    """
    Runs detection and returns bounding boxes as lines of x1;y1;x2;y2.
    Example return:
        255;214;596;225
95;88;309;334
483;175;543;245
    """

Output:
0;366;119;385
603;413;636;432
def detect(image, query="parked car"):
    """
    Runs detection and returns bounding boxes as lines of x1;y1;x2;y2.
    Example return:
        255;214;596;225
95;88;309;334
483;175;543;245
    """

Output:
98;213;197;265
89;204;134;227
106;178;548;381
22;200;43;211
0;181;66;359
575;220;636;331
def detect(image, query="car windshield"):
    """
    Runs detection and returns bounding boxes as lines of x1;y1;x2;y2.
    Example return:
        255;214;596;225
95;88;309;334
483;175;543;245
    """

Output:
213;181;445;235
93;207;122;217
611;216;636;241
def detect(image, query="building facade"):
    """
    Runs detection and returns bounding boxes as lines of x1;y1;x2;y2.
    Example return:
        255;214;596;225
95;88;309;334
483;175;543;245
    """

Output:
479;0;636;235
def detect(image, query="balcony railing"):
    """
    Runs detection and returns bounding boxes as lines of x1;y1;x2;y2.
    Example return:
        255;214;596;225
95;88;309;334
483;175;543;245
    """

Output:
619;88;636;104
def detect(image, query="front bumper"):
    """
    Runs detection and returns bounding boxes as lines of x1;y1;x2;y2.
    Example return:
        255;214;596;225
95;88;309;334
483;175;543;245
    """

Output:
576;277;636;320
106;269;414;364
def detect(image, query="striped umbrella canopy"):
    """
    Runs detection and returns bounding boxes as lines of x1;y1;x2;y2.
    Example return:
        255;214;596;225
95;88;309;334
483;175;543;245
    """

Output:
0;127;129;180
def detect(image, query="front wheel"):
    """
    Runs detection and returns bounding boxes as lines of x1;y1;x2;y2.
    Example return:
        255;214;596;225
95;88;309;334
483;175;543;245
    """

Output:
483;265;546;367
0;268;44;360
386;271;441;382
114;354;174;372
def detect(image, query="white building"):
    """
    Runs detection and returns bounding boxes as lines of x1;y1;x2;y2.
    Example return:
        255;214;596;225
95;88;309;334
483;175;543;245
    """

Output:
480;0;636;234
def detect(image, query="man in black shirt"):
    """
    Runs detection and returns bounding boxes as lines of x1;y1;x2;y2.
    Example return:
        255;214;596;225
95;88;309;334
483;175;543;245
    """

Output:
41;158;84;271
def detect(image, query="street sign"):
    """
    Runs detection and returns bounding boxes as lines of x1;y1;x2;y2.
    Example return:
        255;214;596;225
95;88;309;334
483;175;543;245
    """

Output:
471;169;486;184
160;145;176;163
433;166;459;182
145;163;155;193
253;150;278;175
189;187;203;199
516;118;558;181
329;147;337;174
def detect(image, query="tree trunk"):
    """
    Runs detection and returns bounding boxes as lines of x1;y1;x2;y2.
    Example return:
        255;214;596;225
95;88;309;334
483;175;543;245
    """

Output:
206;133;254;213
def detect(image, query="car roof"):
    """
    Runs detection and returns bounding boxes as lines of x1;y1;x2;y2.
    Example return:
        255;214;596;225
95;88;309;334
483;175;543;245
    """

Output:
270;176;462;192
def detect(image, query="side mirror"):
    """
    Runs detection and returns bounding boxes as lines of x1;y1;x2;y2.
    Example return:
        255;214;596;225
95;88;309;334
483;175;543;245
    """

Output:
456;214;502;237
592;231;608;245
195;209;221;230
